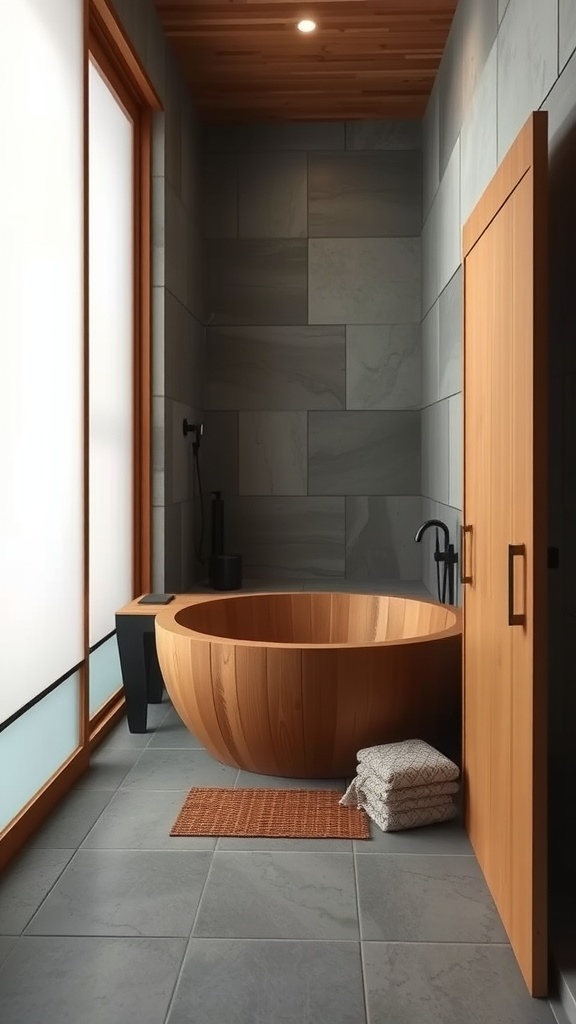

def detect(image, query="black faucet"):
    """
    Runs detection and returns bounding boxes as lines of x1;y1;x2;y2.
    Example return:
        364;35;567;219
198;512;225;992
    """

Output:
414;519;458;605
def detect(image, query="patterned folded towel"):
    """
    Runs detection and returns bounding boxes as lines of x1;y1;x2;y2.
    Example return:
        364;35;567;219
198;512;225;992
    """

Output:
340;777;456;814
356;739;459;792
354;776;459;806
363;796;457;833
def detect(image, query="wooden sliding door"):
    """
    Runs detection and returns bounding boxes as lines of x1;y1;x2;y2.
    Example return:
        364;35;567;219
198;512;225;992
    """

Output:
462;112;548;995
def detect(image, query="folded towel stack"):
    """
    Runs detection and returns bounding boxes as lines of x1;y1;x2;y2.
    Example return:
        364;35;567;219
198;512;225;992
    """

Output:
340;738;460;833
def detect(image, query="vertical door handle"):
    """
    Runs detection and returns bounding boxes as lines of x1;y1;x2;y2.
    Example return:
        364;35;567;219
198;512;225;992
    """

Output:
508;544;526;626
460;524;473;584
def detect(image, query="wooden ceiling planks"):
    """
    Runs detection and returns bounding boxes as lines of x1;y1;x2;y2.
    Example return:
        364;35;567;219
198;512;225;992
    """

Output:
153;0;457;121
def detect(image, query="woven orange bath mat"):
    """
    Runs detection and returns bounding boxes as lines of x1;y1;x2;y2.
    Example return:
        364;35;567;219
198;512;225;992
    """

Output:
171;787;370;839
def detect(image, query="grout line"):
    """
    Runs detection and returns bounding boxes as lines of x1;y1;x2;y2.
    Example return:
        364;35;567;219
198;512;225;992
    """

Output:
358;937;371;1024
162;934;193;1024
163;847;218;1021
16;849;77;936
352;836;368;986
3;933;513;946
205;848;353;856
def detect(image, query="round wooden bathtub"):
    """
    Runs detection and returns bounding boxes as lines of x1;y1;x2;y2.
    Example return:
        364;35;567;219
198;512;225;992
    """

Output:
155;592;462;778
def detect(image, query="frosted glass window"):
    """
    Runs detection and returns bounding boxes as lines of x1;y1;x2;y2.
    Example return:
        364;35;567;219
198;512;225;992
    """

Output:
0;0;84;724
88;60;134;648
0;673;81;833
89;634;123;717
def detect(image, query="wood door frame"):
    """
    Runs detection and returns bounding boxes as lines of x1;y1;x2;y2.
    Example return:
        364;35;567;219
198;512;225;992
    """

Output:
86;0;162;738
88;0;161;605
462;111;548;995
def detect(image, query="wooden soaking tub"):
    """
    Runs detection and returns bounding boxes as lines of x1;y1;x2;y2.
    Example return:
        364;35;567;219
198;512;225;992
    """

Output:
155;592;462;778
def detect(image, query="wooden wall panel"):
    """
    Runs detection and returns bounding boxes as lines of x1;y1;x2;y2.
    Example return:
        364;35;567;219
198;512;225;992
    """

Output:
462;112;548;996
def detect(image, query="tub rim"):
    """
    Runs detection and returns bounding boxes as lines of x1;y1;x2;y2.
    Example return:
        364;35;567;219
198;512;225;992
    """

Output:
154;592;462;651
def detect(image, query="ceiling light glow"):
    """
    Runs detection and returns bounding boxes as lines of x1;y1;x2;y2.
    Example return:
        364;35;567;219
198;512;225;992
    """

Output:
297;19;316;33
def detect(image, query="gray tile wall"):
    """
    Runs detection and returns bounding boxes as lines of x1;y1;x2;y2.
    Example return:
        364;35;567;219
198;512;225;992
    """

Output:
110;0;207;592
203;122;423;581
421;0;574;602
422;0;576;883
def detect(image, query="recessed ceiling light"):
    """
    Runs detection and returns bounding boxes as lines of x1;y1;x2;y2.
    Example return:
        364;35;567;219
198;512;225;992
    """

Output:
297;19;317;33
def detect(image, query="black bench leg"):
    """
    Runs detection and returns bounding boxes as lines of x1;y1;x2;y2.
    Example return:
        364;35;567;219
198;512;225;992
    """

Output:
144;632;164;704
116;614;154;732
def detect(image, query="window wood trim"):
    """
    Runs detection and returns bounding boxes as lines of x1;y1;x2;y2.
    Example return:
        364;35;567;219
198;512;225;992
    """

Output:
88;0;162;616
89;0;162;111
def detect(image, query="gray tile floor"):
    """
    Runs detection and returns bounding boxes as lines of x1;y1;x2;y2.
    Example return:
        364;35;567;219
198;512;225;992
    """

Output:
0;699;556;1024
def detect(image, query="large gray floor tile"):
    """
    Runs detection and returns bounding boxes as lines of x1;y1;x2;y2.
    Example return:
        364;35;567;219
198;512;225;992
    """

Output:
96;719;153;751
148;710;203;748
363;942;555;1024
26;850;212;937
28;790;113;849
0;849;74;934
0;936;186;1024
0;936;18;967
167;939;366;1024
97;699;171;751
76;748;144;791
119;748;239;790
193;851;359;939
357;854;507;942
551;945;576;1024
217;836;353;852
81;790;216;851
354;818;473;855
